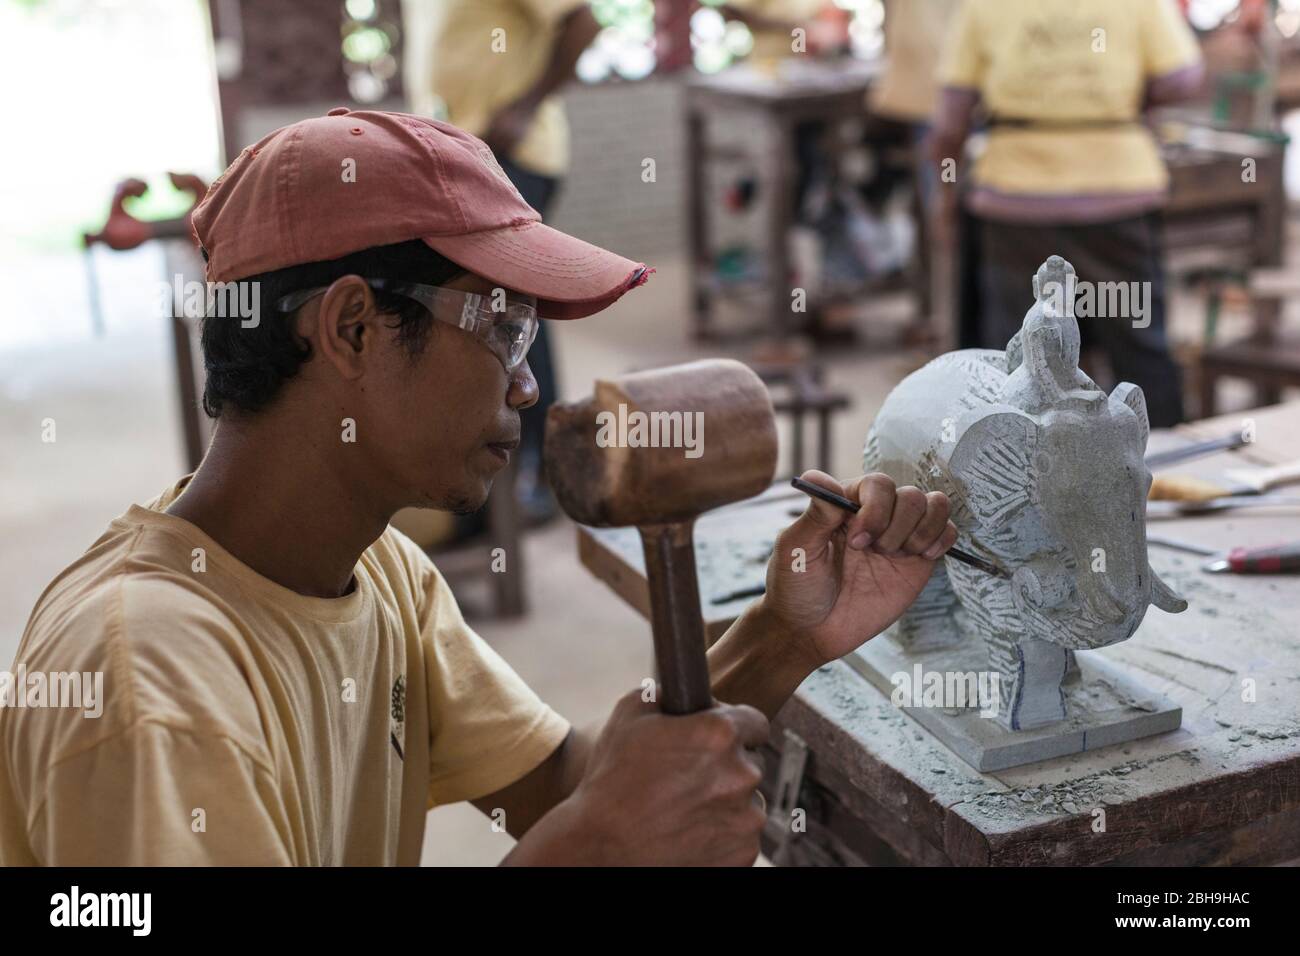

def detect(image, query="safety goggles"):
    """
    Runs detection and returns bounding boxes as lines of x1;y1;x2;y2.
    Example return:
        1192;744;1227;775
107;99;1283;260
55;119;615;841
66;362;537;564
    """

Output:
275;279;539;372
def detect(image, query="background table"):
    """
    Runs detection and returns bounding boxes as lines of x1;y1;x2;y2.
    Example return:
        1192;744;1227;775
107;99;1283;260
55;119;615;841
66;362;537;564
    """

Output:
685;58;889;341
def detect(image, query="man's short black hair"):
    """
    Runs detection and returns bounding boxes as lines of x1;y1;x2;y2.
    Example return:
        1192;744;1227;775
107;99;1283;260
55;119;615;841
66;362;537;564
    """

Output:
199;240;465;418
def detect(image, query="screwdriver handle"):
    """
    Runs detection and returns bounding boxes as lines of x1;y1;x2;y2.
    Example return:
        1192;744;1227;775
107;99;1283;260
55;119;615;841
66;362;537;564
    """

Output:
1227;544;1300;574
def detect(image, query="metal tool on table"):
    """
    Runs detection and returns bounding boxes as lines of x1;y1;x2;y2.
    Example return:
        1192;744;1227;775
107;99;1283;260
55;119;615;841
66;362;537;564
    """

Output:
1145;533;1300;573
1222;459;1300;495
711;582;768;605
544;359;778;715
1144;431;1249;469
1145;534;1218;556
1150;457;1300;503
1146;494;1300;517
1203;543;1300;574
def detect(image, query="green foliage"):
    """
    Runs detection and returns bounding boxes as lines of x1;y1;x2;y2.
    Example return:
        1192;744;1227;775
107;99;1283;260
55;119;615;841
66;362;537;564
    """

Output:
591;0;654;29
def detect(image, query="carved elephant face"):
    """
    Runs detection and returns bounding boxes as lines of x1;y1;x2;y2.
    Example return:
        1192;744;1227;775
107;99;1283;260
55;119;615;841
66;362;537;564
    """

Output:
947;383;1186;650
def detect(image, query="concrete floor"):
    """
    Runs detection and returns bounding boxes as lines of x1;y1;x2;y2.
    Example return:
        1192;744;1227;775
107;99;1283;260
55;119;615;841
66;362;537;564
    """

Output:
0;241;1288;864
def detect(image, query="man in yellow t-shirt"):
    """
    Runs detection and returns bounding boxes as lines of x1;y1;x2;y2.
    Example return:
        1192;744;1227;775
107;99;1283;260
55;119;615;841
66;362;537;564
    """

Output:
1;110;959;865
931;0;1203;427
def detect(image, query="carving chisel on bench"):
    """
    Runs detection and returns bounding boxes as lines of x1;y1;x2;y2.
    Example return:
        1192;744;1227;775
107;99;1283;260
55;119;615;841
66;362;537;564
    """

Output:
1203;542;1300;574
1143;431;1248;469
1146;534;1300;573
1150;458;1300;503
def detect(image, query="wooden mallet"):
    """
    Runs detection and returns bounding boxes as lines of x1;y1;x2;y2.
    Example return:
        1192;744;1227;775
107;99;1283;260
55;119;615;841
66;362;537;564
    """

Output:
544;359;778;715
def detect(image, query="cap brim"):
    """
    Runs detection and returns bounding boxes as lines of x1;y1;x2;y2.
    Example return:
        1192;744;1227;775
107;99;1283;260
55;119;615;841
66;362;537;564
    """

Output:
422;220;652;320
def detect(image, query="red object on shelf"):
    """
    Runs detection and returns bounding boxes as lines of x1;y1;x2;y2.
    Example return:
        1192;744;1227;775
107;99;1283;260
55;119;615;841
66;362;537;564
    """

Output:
82;171;207;252
81;172;208;337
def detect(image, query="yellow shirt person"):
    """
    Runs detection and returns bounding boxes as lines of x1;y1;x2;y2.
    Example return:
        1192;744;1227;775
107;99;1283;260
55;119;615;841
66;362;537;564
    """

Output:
937;0;1202;219
409;0;589;178
870;0;959;122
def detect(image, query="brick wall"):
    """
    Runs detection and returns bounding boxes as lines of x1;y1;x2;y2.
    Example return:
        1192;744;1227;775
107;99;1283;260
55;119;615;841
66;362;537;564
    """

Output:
546;77;687;260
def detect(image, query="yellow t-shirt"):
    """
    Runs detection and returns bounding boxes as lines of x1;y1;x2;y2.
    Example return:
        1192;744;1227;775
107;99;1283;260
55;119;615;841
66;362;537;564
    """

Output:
0;479;570;865
940;0;1201;196
422;0;587;178
869;0;959;122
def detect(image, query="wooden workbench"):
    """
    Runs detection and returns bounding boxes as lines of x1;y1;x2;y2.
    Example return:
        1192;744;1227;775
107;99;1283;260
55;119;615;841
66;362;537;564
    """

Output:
576;402;1300;866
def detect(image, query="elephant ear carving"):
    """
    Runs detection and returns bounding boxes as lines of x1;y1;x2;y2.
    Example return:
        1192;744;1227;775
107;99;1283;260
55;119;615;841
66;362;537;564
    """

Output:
863;429;881;472
1005;329;1024;374
948;411;1040;526
1110;382;1149;445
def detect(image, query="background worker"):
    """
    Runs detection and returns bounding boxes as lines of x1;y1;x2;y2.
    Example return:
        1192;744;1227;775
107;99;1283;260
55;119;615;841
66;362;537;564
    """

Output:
407;0;603;524
931;0;1204;427
868;0;959;346
718;0;847;216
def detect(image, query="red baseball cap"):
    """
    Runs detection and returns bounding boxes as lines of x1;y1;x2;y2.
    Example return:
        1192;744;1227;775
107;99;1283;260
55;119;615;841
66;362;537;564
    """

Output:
191;108;652;319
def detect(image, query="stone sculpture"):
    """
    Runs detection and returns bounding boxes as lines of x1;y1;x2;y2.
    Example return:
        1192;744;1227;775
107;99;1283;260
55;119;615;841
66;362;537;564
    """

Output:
863;255;1187;732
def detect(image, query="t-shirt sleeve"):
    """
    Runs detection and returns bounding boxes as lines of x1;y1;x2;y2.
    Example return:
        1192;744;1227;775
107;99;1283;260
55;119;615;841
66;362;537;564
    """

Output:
420;566;570;808
938;0;984;89
27;720;293;865
1142;0;1202;77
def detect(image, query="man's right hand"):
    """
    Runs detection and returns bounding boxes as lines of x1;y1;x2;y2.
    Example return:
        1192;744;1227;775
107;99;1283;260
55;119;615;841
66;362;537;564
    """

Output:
509;689;770;866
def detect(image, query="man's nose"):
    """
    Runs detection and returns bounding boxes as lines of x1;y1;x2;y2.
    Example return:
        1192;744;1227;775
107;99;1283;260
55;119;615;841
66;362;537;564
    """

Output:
507;359;539;411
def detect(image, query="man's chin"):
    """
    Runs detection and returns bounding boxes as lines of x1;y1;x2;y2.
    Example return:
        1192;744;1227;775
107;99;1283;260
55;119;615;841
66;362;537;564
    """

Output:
444;480;492;515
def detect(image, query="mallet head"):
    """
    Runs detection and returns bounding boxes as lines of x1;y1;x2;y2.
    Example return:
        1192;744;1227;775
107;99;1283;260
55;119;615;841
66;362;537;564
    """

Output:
544;359;778;527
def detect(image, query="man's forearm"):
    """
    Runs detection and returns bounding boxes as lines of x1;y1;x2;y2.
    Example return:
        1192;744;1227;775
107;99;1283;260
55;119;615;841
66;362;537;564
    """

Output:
496;598;818;850
707;598;822;720
1144;62;1205;109
557;600;817;780
930;86;979;168
473;721;594;838
517;5;601;110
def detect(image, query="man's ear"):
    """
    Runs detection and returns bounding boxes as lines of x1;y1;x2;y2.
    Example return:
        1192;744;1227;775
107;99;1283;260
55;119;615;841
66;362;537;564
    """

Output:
312;275;376;380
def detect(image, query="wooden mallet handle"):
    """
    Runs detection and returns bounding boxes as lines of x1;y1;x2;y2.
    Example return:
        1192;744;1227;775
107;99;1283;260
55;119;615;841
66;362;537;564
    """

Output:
639;522;713;714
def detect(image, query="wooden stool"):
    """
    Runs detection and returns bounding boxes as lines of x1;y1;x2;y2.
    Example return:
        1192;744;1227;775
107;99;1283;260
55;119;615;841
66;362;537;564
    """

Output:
1198;268;1300;416
749;360;851;476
